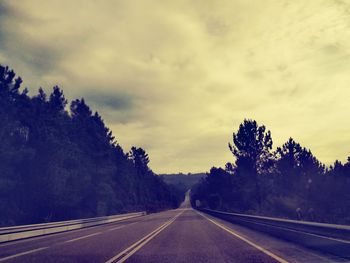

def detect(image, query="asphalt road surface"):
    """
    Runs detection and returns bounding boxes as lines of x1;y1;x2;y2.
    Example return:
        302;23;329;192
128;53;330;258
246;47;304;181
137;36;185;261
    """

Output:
0;206;348;263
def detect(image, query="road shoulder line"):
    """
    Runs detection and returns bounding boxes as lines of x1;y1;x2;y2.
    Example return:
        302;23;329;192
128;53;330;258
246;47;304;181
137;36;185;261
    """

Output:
196;210;290;263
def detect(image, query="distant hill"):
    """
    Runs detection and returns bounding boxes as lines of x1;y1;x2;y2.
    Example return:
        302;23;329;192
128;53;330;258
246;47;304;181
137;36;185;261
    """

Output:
160;173;206;191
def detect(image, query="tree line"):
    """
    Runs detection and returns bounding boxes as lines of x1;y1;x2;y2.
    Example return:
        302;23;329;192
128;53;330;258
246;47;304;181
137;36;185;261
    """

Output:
0;65;183;226
191;119;350;224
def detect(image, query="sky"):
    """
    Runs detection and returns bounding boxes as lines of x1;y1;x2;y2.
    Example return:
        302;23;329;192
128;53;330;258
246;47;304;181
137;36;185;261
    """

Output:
1;0;350;173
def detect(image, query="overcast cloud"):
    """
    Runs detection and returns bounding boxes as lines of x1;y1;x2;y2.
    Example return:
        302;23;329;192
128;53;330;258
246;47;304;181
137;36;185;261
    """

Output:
1;0;350;173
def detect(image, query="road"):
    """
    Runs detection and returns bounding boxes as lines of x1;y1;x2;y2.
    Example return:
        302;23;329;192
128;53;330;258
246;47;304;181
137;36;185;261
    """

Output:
0;205;348;262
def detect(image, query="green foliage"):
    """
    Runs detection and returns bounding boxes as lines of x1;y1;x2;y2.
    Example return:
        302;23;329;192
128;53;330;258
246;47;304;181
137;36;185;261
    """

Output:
0;65;181;226
192;119;350;224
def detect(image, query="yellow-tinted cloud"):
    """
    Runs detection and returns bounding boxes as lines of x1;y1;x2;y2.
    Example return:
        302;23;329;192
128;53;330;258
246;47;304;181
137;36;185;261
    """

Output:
1;0;350;173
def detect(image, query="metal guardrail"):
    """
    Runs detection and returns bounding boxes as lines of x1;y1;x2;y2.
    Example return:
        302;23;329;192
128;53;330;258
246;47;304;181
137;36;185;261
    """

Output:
0;211;146;243
199;208;350;259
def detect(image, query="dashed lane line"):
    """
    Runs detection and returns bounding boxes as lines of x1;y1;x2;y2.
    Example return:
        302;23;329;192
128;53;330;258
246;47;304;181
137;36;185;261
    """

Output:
64;232;102;243
0;211;181;262
0;247;48;262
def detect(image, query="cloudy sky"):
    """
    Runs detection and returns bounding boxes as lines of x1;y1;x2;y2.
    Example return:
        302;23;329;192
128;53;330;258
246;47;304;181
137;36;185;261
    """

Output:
1;0;350;173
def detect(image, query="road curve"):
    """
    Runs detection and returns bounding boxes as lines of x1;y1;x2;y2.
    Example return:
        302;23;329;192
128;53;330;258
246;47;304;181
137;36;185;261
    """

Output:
0;209;347;263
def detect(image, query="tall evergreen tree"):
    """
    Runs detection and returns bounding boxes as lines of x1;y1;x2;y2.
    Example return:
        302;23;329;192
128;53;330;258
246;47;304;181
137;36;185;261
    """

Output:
229;119;273;210
0;65;183;226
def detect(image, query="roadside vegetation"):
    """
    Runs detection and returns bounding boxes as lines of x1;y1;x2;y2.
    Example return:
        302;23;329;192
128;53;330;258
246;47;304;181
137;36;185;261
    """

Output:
0;65;183;226
191;119;350;225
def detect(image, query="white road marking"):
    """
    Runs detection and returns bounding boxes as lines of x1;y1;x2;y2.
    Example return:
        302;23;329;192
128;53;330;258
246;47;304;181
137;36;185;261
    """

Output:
106;222;139;232
106;226;126;232
105;210;185;263
0;217;147;248
0;247;48;262
0;214;151;248
64;232;102;243
196;210;290;263
237;218;350;244
0;220;141;261
0;223;119;248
